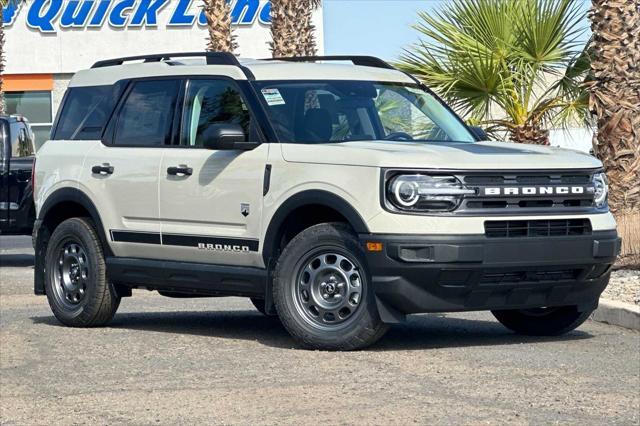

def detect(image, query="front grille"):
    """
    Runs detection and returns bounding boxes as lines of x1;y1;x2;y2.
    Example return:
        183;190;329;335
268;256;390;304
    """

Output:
485;219;592;238
458;171;598;214
480;269;581;285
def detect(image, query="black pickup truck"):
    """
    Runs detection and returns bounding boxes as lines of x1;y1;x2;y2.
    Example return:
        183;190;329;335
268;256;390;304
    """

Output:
0;115;36;235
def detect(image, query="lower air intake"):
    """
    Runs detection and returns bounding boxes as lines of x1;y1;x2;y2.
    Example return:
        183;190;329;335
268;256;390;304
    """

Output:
485;219;592;238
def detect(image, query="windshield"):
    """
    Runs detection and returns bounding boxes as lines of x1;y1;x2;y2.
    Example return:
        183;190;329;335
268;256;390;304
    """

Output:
253;80;475;144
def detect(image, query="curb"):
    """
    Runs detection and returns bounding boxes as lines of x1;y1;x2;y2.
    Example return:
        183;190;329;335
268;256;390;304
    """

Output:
590;299;640;331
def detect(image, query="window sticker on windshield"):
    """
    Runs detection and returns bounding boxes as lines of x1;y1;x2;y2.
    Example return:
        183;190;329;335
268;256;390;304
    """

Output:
261;88;286;106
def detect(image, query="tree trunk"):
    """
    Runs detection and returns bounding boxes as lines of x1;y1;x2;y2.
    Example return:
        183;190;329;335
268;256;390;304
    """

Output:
587;0;640;263
270;0;317;57
1;9;6;115
509;124;550;145
299;2;317;56
270;0;303;57
202;0;236;53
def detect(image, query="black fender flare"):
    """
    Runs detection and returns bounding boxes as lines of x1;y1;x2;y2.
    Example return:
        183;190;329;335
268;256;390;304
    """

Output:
261;189;369;265
38;187;109;247
34;187;110;295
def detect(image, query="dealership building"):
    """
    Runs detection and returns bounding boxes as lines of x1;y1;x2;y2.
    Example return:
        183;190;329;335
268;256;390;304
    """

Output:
2;0;324;147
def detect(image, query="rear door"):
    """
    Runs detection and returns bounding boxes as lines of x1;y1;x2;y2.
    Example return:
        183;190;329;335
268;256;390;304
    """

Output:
158;78;269;267
81;79;180;259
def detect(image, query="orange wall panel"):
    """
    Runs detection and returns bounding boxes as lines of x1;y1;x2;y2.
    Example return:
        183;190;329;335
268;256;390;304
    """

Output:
3;74;54;91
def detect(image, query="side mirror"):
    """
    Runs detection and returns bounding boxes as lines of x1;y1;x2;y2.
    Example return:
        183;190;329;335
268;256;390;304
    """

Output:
201;123;258;150
469;126;488;141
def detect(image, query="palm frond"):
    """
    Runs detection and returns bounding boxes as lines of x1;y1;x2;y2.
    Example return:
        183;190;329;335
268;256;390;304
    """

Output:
396;0;590;143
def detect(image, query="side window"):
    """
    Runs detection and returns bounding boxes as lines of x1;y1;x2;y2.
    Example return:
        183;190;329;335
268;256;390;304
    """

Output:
55;86;114;140
9;123;34;158
114;80;180;146
180;79;251;147
16;127;34;157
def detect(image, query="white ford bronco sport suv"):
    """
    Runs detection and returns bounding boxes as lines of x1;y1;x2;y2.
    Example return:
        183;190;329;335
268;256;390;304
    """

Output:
33;52;620;350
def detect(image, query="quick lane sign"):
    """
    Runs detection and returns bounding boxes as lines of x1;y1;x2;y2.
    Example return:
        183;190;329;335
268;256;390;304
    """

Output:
2;0;271;33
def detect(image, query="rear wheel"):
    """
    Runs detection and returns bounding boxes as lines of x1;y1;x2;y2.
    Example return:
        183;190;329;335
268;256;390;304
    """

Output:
273;223;388;350
492;305;593;336
44;217;120;327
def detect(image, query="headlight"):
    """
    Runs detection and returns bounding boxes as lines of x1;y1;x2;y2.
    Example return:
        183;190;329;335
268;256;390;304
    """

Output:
386;174;475;212
593;172;608;208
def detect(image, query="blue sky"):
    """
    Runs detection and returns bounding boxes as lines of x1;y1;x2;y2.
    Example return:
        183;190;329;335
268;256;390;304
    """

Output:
323;0;592;61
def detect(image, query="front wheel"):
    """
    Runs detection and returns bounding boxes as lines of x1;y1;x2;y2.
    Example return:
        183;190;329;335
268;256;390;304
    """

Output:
492;305;593;336
44;217;120;327
273;223;388;350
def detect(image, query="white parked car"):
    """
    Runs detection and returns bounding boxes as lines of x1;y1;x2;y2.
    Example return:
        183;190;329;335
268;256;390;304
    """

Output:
32;53;620;350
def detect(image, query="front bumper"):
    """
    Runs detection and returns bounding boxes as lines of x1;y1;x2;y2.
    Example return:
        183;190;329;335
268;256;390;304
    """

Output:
360;231;620;323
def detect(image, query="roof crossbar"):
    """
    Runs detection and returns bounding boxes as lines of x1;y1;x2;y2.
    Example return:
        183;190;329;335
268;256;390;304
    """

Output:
267;55;396;70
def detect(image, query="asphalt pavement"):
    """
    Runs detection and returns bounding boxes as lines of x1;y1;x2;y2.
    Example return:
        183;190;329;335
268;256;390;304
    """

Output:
1;236;639;425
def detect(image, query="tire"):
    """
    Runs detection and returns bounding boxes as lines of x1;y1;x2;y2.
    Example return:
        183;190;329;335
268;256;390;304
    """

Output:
250;297;268;315
44;217;120;327
492;305;594;336
273;223;388;350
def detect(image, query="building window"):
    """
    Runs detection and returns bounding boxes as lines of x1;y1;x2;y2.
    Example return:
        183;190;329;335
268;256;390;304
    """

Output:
5;90;53;146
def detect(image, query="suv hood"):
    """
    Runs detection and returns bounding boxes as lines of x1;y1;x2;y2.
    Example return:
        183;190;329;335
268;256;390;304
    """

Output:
281;140;602;170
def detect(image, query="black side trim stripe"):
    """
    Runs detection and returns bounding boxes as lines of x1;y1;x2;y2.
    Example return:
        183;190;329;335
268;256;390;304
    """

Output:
110;230;161;245
110;230;259;252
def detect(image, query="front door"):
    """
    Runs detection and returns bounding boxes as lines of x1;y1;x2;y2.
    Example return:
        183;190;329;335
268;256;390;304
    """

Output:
158;78;268;268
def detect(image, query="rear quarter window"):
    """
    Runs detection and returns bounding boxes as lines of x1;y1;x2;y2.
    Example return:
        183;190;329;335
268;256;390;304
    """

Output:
112;79;180;146
54;85;115;140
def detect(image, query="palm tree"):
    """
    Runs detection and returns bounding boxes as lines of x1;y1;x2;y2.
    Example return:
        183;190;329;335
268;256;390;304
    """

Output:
202;0;236;53
397;0;589;145
270;0;321;57
587;0;640;262
1;0;25;114
300;0;321;56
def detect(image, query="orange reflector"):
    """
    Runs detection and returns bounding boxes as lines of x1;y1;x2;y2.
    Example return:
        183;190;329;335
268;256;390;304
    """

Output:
366;242;384;252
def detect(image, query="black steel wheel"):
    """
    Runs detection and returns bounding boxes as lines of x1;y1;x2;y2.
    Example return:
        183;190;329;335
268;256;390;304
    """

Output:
292;250;364;329
50;241;90;309
273;223;388;350
44;217;120;327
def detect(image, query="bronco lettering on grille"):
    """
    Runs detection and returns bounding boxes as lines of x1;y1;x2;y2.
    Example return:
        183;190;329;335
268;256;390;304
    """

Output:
483;186;593;196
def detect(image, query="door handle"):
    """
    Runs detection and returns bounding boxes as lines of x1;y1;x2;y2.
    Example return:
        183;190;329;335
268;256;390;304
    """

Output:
91;164;114;175
167;165;193;176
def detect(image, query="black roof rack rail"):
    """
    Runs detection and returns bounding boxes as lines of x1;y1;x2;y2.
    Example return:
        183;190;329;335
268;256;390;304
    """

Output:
91;52;240;68
90;52;256;79
267;55;396;70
